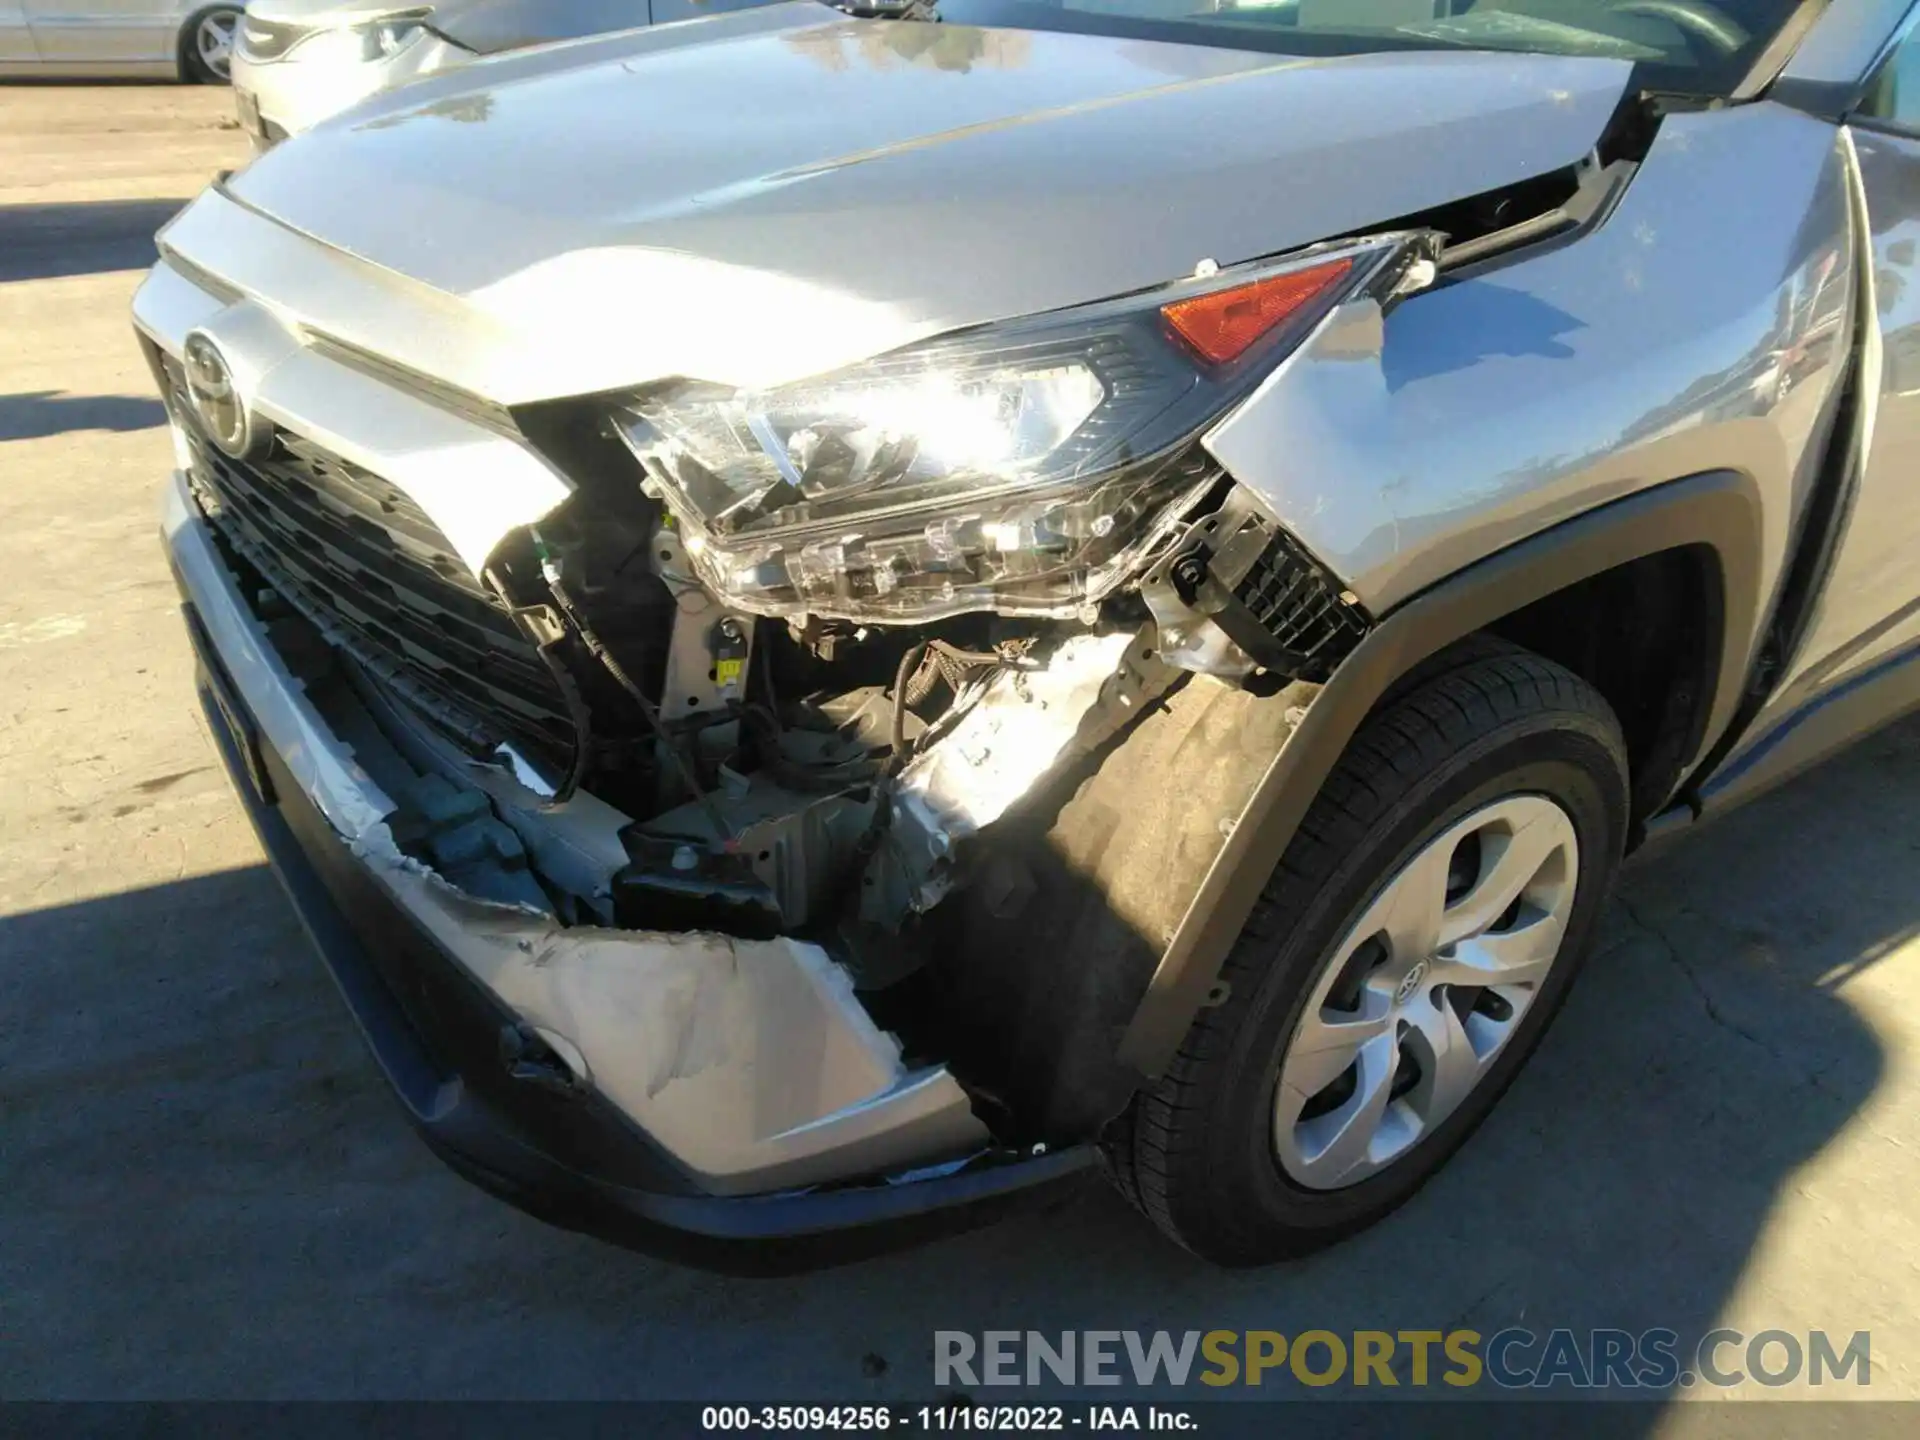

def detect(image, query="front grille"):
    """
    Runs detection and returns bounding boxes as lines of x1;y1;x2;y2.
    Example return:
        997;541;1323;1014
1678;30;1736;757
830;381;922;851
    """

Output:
166;364;573;762
1233;529;1370;679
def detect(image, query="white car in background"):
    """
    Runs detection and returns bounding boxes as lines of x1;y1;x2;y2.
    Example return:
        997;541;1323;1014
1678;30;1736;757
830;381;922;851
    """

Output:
0;0;242;81
229;0;777;146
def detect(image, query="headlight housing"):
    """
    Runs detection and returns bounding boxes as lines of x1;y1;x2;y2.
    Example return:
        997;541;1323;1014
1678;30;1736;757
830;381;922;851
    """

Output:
617;232;1435;623
352;10;431;60
282;9;431;64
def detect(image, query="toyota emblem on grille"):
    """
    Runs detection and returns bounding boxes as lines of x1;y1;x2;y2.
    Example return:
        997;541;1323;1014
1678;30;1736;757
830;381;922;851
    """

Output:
182;331;260;460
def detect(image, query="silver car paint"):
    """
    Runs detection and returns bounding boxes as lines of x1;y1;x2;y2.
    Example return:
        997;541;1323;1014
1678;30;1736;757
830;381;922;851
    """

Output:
133;252;575;575
0;0;228;75
0;0;26;63
430;0;768;55
161;23;1851;735
231;0;786;139
1713;118;1920;787
1778;128;1916;678
237;0;717;37
217;18;1630;393
134;0;1920;1198
248;0;453;18
233;28;475;140
1777;0;1916;97
1208;98;1857;696
151;26;1634;609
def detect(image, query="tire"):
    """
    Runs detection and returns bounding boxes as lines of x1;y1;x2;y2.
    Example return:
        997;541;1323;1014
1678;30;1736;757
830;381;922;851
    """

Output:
1106;642;1629;1265
180;5;240;84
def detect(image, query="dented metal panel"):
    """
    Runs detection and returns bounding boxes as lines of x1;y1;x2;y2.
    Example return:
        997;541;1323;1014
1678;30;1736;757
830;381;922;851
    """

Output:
138;273;575;576
874;630;1175;918
370;848;988;1195
927;670;1316;1140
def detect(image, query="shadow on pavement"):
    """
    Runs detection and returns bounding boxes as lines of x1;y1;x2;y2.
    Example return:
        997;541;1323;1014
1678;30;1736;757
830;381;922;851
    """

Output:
2;718;1914;1414
0;390;165;441
0;198;190;282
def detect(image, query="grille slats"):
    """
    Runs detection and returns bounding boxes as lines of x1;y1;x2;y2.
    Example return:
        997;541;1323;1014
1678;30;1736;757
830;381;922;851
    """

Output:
274;433;466;559
168;364;573;760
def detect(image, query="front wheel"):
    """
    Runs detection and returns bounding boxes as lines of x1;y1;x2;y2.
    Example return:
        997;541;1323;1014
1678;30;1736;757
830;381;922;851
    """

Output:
1107;643;1629;1265
182;6;241;84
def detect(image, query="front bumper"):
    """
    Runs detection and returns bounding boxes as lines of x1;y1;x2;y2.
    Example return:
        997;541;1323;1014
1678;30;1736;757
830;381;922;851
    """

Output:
163;469;1090;1270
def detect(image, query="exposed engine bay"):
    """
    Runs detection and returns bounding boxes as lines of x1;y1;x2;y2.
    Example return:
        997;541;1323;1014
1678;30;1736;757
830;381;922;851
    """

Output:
462;237;1437;953
477;475;1189;977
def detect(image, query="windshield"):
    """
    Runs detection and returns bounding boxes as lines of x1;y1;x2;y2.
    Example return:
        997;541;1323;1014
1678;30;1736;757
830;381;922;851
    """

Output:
930;0;1810;97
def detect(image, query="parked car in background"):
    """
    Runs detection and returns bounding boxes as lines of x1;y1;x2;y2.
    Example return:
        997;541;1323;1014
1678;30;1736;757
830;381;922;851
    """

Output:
230;0;776;146
0;0;241;81
134;0;1920;1269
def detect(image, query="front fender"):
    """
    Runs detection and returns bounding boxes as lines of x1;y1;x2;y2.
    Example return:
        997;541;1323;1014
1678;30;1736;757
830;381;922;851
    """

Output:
1117;469;1764;1078
922;473;1760;1136
1204;99;1854;668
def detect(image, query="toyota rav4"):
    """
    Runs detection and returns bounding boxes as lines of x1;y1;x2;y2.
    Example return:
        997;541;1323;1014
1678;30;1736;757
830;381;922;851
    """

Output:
137;0;1920;1268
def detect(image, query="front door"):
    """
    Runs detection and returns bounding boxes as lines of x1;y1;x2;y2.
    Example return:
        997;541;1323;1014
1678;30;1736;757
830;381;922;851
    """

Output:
1762;32;1920;721
25;0;173;63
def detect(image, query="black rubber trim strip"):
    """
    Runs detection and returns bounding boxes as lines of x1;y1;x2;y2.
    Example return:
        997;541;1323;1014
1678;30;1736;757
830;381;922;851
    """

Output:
1117;469;1764;1077
1730;0;1836;103
180;597;1094;1273
1770;77;1878;121
1700;633;1920;804
1673;129;1874;802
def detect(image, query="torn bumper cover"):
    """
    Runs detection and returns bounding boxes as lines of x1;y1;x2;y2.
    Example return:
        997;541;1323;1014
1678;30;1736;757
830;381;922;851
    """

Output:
163;471;1090;1269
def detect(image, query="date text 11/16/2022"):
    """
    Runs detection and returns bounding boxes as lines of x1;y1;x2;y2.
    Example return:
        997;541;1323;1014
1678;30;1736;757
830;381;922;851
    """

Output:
699;1406;1194;1432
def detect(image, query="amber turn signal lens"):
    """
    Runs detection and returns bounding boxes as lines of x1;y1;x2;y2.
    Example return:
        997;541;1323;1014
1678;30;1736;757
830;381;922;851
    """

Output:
1161;258;1355;365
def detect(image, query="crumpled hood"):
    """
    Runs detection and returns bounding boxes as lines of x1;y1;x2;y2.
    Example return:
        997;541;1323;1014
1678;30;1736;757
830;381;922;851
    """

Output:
218;5;1631;395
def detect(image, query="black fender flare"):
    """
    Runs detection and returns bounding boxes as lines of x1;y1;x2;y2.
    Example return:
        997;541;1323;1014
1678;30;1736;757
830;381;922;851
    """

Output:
1115;468;1764;1077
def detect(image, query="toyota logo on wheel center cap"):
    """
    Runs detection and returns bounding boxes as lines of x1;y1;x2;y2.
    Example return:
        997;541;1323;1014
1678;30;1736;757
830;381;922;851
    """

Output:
182;331;260;460
1394;959;1429;1005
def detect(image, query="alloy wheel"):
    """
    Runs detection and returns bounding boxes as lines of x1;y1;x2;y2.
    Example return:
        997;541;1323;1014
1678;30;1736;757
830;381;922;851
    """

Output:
196;9;238;80
1273;793;1579;1190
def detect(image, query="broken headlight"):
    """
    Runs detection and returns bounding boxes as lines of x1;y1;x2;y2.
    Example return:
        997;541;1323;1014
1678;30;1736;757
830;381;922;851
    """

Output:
616;233;1434;623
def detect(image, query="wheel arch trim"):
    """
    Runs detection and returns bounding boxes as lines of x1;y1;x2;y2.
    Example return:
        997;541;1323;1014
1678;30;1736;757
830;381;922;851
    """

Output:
1116;467;1764;1077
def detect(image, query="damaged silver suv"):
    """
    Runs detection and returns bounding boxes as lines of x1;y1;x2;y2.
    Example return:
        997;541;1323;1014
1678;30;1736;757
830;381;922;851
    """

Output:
137;0;1920;1267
